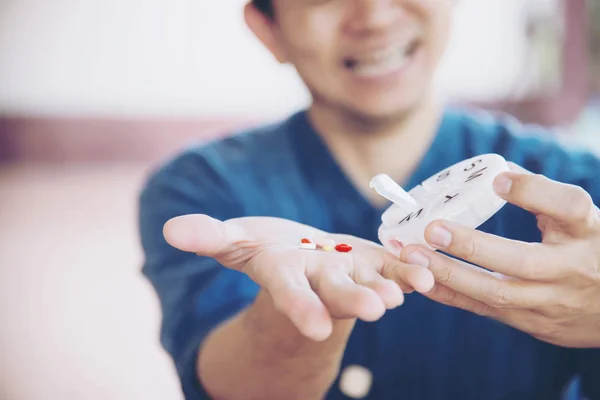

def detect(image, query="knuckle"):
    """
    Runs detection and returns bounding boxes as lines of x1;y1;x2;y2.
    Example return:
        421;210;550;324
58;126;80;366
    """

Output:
439;286;458;303
436;265;454;284
569;257;594;281
516;245;545;279
327;263;351;279
519;312;545;335
534;320;563;342
473;303;494;317
434;286;493;317
380;261;395;280
486;285;514;307
535;305;560;319
459;237;480;262
518;174;540;199
558;296;583;315
399;283;415;294
384;265;409;288
353;265;376;285
565;186;594;222
399;245;421;263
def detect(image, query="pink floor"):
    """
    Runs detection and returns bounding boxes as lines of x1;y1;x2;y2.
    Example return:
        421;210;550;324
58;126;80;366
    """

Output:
0;162;183;400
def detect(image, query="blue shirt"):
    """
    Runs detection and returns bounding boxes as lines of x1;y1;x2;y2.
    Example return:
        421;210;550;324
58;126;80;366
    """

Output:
139;107;600;400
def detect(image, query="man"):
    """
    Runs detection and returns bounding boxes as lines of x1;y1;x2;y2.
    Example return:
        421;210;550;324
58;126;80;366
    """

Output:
139;1;600;399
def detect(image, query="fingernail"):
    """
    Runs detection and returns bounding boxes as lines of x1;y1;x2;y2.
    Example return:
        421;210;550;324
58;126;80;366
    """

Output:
429;226;452;248
494;174;513;195
406;251;430;268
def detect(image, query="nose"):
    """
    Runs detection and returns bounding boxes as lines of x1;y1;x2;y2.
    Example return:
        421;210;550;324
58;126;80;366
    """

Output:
344;0;404;36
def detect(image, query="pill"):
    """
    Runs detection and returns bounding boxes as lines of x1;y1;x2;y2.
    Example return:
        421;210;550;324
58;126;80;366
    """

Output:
300;242;317;250
319;238;336;246
335;244;353;253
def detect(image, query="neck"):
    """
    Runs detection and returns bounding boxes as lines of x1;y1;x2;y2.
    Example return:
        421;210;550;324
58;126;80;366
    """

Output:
307;94;444;208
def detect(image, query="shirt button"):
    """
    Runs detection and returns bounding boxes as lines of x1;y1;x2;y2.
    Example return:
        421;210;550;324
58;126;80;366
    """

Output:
339;365;373;399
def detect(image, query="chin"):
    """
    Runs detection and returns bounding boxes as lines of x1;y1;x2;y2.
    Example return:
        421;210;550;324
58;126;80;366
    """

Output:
308;77;432;128
342;90;427;124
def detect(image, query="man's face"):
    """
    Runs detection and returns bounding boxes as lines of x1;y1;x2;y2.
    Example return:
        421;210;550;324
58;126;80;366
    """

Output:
254;0;455;120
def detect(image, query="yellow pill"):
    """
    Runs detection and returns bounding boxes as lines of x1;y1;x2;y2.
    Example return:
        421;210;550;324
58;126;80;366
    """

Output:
320;239;336;247
322;245;334;252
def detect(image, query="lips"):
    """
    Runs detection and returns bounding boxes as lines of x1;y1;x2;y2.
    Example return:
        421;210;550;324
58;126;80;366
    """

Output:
343;38;420;78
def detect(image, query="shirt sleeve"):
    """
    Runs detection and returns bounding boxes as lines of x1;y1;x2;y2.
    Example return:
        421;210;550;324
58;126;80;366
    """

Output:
138;152;260;399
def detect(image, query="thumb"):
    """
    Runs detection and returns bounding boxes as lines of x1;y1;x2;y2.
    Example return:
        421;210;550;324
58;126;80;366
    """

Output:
507;161;533;175
163;214;248;257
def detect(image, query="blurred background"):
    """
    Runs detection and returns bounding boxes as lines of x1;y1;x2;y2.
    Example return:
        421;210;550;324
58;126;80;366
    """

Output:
0;0;598;399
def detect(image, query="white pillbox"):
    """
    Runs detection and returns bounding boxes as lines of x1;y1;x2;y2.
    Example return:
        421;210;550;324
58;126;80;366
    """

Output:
370;154;511;255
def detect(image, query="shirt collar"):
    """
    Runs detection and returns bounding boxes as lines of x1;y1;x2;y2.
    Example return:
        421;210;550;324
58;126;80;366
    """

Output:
286;108;461;237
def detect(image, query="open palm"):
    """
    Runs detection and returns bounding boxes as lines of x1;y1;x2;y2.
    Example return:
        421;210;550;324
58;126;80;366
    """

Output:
164;214;434;341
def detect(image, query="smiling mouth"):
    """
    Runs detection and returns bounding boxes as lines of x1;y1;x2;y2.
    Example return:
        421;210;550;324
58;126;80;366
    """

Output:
343;39;420;78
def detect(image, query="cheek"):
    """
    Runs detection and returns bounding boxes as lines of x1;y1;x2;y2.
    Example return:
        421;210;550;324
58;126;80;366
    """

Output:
435;3;455;43
279;11;339;56
413;1;454;53
424;11;453;65
280;21;341;81
280;7;345;61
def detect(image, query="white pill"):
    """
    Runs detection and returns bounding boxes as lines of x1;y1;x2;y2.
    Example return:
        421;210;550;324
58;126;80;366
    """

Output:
300;242;317;250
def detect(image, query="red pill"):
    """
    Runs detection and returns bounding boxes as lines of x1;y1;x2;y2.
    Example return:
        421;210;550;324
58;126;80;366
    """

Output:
301;238;313;244
335;244;353;253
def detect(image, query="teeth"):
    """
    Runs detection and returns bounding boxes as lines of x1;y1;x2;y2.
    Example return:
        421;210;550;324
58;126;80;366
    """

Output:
362;44;410;64
350;46;410;77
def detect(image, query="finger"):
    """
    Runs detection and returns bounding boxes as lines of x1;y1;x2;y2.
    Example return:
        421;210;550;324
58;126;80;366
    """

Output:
378;252;434;294
506;162;533;174
426;284;536;336
350;251;414;296
422;220;565;281
493;172;598;235
401;246;555;309
264;267;333;342
163;214;249;257
313;265;386;322
353;266;404;309
423;284;498;318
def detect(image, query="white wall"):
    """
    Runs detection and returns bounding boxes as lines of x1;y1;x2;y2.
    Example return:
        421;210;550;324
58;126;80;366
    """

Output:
0;0;545;119
0;165;185;400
